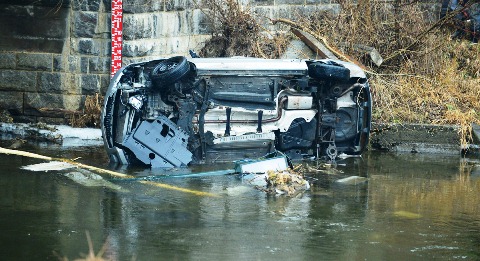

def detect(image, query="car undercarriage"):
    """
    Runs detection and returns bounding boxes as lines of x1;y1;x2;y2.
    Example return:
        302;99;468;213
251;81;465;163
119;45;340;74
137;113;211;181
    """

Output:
101;56;372;168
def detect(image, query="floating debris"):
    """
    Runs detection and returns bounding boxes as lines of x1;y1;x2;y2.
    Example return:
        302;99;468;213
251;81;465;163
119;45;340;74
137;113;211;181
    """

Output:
393;210;422;219
64;170;125;191
335;175;368;185
337;153;362;159
21;161;75;172
242;169;310;196
8;138;26;149
304;163;344;175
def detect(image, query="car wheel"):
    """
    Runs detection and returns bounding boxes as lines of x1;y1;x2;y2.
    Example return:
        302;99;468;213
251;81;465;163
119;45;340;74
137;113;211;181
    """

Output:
151;56;190;85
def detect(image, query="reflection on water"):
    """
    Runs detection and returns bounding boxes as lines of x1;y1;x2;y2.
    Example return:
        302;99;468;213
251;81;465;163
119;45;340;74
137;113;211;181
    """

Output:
0;145;479;260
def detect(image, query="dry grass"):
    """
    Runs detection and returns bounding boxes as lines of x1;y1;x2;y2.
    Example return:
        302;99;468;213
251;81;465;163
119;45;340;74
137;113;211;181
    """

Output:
214;0;480;146
70;93;104;128
293;1;480;145
197;0;289;58
197;1;480;145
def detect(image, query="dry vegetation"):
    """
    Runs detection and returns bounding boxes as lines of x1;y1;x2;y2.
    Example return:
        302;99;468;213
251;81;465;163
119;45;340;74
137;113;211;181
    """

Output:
197;0;289;58
70;93;104;128
199;0;480;146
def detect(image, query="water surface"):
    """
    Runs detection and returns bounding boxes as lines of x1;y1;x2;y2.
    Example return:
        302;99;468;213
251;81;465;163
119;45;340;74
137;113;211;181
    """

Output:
0;144;479;260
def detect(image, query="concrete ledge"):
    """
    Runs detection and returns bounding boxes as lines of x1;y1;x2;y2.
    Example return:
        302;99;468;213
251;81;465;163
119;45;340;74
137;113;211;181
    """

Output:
0;122;102;147
370;123;461;155
0;122;477;155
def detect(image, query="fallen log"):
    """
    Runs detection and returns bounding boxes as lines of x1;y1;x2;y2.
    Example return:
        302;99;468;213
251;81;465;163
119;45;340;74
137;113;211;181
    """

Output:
291;28;337;59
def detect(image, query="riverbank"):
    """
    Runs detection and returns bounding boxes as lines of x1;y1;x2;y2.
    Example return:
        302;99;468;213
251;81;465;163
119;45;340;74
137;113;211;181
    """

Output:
1;122;479;156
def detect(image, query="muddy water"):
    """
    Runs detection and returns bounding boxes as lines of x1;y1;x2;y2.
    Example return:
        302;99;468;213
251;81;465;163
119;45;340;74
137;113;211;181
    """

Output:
0;144;479;260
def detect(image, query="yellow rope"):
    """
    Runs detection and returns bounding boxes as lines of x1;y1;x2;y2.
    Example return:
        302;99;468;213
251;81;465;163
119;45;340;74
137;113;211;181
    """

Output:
0;146;218;197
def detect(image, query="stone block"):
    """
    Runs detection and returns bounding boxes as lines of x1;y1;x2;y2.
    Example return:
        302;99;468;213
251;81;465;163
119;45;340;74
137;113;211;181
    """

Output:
191;9;212;35
53;55;63;72
73;11;98;38
123;40;156;57
17;53;53;71
100;75;111;94
24;92;82;116
0;91;23;114
72;0;101;11
53;55;79;72
123;14;155;40
81;74;101;95
0;53;16;69
0;70;37;92
89;57;110;74
252;0;275;6
275;0;306;4
80;57;89;73
164;0;194;11
39;72;62;93
78;39;100;55
123;0;164;13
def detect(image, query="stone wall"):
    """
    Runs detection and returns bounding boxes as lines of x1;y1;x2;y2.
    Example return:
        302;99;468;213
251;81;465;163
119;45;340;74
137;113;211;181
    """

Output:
0;0;442;124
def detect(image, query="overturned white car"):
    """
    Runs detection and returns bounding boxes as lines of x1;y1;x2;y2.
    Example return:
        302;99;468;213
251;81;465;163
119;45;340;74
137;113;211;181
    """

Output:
101;57;372;168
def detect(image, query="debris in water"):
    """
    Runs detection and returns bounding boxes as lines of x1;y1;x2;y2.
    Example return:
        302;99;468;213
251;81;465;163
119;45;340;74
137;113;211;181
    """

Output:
393;210;422;219
63;170;125;191
242;169;310;196
8;138;26;149
335;175;368;185
21;161;75;172
305;163;344;175
337;153;362;159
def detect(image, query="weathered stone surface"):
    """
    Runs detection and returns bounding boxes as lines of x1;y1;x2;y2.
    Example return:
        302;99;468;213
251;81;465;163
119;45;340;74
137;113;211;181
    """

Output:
72;0;101;11
80;57;89;73
38;72;79;94
81;74;101;95
123;40;157;57
88;57;110;74
192;9;212;35
0;5;68;53
100;75;111;94
252;0;275;6
370;123;460;154
78;39;100;55
73;11;98;38
53;55;63;72
24;93;82;115
17;53;53;71
123;0;165;13
0;53;16;69
123;14;155;40
1;0;71;7
0;70;37;91
54;55;80;72
0;91;23;114
164;0;195;11
39;72;62;93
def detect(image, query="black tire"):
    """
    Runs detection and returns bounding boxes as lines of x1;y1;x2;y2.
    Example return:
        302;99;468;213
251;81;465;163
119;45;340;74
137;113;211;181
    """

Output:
151;56;190;85
308;61;350;82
